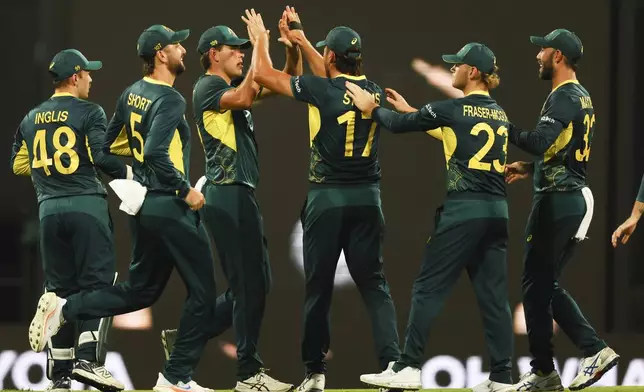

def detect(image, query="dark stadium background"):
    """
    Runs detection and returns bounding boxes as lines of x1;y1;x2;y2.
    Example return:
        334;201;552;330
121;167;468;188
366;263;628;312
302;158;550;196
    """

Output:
2;0;644;389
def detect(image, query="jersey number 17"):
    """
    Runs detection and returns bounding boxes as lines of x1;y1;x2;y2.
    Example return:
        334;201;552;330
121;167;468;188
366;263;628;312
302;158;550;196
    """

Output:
337;110;377;157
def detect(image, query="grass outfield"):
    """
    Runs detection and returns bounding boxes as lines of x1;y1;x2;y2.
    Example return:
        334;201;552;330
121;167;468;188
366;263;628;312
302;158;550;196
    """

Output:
4;389;643;392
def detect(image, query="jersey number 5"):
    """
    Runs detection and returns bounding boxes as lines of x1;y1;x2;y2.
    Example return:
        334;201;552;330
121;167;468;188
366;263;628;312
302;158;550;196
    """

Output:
337;111;377;157
468;123;508;173
129;113;145;162
32;127;79;176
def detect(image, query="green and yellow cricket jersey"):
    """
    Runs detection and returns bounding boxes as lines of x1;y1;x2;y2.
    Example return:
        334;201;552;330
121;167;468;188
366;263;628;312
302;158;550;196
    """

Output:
104;77;192;198
508;79;594;193
373;91;509;197
290;74;383;184
9;93;127;203
192;74;259;188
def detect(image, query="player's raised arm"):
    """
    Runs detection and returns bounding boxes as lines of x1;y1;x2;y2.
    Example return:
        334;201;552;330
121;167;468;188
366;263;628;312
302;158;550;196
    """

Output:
507;94;577;155
144;95;191;198
253;14;295;98
85;105;129;179
250;9;303;99
10;119;30;176
281;6;324;77
346;81;449;133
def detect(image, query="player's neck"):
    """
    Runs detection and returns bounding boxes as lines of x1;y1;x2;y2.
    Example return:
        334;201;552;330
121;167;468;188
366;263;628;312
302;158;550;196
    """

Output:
462;82;488;96
148;67;176;87
551;68;577;90
53;86;78;98
206;68;232;85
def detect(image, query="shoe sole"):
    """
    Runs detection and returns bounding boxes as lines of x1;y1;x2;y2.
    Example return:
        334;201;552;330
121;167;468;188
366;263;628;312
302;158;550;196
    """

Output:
234;386;294;392
360;378;420;390
516;386;563;392
569;354;620;391
72;369;124;392
29;293;57;352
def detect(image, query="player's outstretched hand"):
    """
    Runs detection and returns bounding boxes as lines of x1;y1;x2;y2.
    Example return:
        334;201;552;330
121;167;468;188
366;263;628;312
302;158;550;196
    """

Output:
184;187;205;211
612;216;639;247
411;58;463;99
277;11;293;48
242;8;268;43
345;81;378;115
283;5;307;46
385;88;415;113
504;161;531;184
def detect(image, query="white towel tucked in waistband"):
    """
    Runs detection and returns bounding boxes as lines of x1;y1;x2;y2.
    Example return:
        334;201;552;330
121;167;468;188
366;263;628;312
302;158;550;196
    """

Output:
574;187;594;241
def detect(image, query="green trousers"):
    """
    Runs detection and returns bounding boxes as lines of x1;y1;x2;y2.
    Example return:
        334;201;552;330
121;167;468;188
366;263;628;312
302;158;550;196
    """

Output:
39;195;116;378
522;190;606;373
200;183;271;380
301;184;401;374
62;193;218;384
397;193;514;384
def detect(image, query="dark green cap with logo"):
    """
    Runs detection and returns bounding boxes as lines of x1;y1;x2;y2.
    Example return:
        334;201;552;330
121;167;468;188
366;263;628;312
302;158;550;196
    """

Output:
442;42;496;74
137;24;190;58
316;26;362;59
48;49;102;82
197;26;251;54
530;28;583;63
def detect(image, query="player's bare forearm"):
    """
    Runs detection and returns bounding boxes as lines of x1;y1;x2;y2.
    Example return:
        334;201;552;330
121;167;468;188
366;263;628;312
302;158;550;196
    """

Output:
300;39;325;77
630;200;644;220
631;175;644;220
254;32;294;97
258;45;302;99
284;44;303;76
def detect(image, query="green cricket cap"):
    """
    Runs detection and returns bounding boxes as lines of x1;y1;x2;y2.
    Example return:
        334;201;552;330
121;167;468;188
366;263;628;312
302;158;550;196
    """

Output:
137;24;190;58
530;28;583;63
316;26;362;59
442;42;496;74
48;49;102;83
197;25;251;54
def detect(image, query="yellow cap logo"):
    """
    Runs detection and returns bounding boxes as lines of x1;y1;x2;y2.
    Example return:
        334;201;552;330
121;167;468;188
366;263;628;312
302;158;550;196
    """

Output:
49;62;55;70
211;40;218;47
154;43;162;51
74;65;80;71
351;38;358;45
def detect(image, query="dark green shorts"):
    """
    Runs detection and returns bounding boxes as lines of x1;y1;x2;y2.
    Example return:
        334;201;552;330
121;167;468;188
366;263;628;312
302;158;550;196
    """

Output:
38;194;115;296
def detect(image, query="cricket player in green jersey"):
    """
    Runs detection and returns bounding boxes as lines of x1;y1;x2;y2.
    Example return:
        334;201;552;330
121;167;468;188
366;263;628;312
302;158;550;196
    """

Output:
28;25;221;392
248;11;401;391
505;29;619;391
159;10;301;392
347;43;515;392
10;48;126;392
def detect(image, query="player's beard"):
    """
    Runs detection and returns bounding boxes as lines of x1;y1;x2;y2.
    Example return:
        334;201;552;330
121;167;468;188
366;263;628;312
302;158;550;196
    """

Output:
539;55;554;80
170;58;186;76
